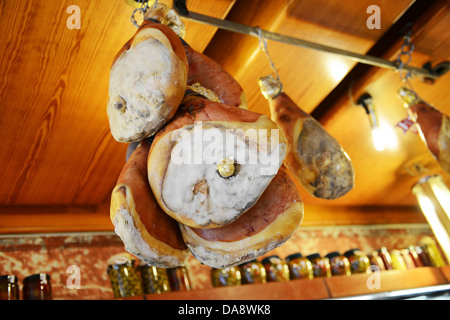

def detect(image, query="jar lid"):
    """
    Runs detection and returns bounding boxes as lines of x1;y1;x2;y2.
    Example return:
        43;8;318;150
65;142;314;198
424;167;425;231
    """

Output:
325;251;341;259
306;253;321;260
0;275;18;283
285;253;303;261
344;248;360;257
261;255;281;265
23;273;50;284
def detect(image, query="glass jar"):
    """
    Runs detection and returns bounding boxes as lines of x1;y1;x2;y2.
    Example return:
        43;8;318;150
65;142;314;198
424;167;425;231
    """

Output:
22;273;52;300
325;252;351;276
305;253;331;278
390;250;407;270
211;266;241;287
368;251;386;272
239;260;266;285
0;275;19;300
415;245;432;266
377;247;393;270
107;253;143;299
419;237;447;267
137;263;171;294
344;249;371;274
408;246;424;267
400;249;416;269
167;266;191;291
285;253;314;280
261;255;290;282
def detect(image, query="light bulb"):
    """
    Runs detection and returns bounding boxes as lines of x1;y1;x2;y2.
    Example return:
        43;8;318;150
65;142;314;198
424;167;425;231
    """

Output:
371;126;385;151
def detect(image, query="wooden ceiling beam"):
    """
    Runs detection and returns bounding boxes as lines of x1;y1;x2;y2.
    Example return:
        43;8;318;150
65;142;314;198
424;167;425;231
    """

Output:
311;0;448;124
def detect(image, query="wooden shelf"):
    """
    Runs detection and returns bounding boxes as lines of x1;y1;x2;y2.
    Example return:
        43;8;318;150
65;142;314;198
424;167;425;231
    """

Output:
141;267;449;300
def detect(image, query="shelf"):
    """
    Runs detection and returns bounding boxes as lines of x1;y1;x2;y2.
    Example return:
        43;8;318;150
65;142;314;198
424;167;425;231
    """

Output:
142;267;449;300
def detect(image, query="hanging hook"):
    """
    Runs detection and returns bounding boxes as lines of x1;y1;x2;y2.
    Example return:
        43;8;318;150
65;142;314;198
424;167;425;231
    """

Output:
256;26;280;82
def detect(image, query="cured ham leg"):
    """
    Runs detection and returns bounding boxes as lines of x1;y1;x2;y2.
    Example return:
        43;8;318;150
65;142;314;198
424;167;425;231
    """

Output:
110;139;189;267
107;16;188;143
179;167;303;268
184;43;248;109
148;91;287;229
399;87;450;174
258;75;354;200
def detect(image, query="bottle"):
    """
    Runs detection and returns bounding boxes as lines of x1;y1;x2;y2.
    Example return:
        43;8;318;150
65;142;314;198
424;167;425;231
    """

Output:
107;253;143;299
239;259;266;284
390;250;408;270
305;253;331;278
261;255;290;282
368;251;386;272
415;245;432;266
400;249;416;269
22;273;52;300
285;253;314;279
325;251;351;276
408;245;424;267
419;237;447;267
137;262;171;294
0;275;19;300
344;249;371;274
167;266;191;291
211;266;241;287
377;247;394;270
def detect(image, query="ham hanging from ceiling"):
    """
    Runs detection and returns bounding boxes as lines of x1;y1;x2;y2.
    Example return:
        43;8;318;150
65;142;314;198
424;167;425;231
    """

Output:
147;90;286;229
399;87;450;174
259;75;355;200
107;14;188;143
110;139;189;267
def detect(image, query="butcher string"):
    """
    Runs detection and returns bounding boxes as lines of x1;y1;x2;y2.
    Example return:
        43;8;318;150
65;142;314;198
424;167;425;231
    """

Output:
256;26;280;82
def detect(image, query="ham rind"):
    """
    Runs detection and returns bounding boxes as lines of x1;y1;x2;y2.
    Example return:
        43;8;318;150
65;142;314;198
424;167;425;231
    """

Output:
148;93;287;229
259;75;354;200
410;103;450;174
110;139;189;267
107;19;188;143
184;44;248;109
179;167;304;268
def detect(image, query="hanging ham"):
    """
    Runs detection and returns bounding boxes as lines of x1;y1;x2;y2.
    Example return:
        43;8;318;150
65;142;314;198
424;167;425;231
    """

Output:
258;75;354;200
110;139;189;267
147;91;287;229
179;166;303;268
399;87;450;174
107;17;188;143
183;42;248;109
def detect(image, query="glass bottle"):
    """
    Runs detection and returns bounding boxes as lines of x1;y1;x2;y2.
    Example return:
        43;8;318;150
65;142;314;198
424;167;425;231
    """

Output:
0;275;19;300
261;255;290;282
285;253;314;279
368;251;386;272
419;237;447;267
239;259;266;284
344;249;371;274
400;249;416;269
137;262;171;294
390;250;408;270
325;251;351;276
167;266;191;291
22;273;52;300
305;253;332;278
377;247;394;270
107;253;143;299
211;266;241;287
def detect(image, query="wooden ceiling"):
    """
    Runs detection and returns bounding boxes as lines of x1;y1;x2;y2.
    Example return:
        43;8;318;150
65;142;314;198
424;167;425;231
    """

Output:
0;0;449;233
